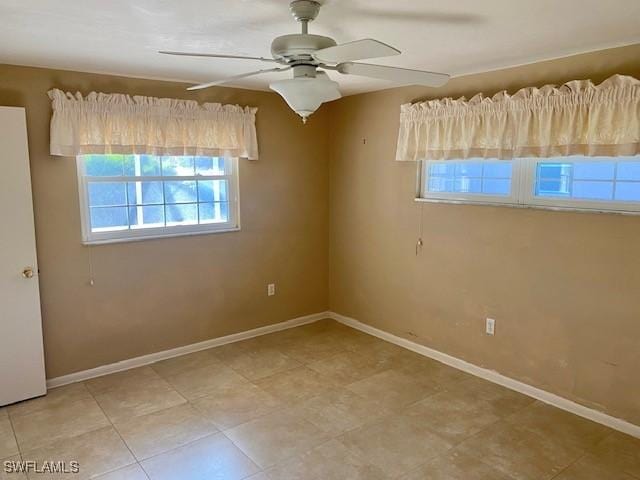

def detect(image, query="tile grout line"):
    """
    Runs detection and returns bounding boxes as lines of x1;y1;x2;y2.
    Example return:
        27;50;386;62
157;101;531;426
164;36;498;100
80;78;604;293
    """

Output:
5;409;22;459
85;380;151;480
178;338;552;480
220;424;336;478
120;426;264;480
101;367;256;472
134;431;221;474
81;335;336;476
204;327;499;471
547;451;589;480
88;368;229;478
440;421;521;479
94;343;352;475
213;429;265;478
441;415;600;480
9;320;633;479
330;312;640;439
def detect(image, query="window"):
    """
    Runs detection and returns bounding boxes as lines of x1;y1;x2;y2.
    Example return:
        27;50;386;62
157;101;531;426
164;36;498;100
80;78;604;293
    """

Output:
419;155;640;214
77;155;239;243
525;159;640;209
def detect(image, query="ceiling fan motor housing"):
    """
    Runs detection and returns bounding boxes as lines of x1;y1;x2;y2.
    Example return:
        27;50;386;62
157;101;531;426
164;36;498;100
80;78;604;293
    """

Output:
271;34;336;63
289;0;321;23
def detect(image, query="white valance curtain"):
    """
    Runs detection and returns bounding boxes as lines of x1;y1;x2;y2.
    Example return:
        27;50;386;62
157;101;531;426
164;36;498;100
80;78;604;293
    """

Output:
48;89;259;159
395;74;640;161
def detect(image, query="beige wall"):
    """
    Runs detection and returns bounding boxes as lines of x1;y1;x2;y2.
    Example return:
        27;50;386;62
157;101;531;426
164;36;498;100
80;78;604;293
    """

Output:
0;64;330;378
327;44;640;425
2;43;639;425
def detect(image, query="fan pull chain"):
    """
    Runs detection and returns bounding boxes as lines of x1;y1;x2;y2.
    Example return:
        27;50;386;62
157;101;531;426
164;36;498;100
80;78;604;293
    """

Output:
87;245;95;286
416;203;424;256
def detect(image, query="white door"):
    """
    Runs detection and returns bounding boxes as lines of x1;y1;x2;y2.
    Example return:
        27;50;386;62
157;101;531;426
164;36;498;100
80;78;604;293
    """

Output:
0;107;46;406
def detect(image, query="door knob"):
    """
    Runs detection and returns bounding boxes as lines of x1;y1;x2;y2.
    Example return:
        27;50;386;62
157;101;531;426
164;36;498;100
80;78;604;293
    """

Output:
22;267;34;279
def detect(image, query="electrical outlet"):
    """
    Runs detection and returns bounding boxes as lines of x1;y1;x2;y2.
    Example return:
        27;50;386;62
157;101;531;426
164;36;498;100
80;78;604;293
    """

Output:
486;318;496;335
267;283;276;296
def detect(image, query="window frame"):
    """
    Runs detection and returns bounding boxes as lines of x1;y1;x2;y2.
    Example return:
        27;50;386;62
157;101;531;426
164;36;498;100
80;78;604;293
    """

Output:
76;155;241;245
417;156;640;215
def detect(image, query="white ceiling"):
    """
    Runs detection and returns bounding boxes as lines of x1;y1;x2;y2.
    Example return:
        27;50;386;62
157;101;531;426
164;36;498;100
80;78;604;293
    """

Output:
1;0;639;95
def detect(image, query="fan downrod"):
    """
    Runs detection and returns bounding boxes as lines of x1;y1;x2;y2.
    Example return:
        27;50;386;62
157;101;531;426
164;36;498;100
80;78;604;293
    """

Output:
290;0;321;34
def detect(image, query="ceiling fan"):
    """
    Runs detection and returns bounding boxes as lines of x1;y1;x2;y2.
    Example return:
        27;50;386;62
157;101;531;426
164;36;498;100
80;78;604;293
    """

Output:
160;0;450;123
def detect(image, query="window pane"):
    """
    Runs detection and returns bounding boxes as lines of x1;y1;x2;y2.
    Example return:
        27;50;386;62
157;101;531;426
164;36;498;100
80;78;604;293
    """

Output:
429;163;455;177
196;157;226;176
90;206;128;231
454;178;482;193
127;182;164;205
455;163;483;177
483;162;512;178
164;181;197;203
129;205;165;229
535;163;571;197
197;180;228;202
84;155;124;176
124;155;162;177
573;162;615;180
536;179;570;197
162;156;195;176
199;202;229;224
166;203;198;225
425;160;513;198
88;182;127;206
617;162;640;181
428;177;454;193
482;178;511;195
572;181;613;200
537;163;571;181
614;182;640;202
533;158;640;206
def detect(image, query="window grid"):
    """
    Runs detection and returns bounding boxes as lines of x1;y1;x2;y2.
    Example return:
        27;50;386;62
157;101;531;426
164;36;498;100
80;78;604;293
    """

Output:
78;155;239;244
422;159;519;205
85;179;228;227
428;163;512;195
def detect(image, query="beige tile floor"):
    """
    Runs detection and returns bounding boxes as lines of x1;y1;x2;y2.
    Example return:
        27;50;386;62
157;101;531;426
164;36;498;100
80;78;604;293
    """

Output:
1;319;639;479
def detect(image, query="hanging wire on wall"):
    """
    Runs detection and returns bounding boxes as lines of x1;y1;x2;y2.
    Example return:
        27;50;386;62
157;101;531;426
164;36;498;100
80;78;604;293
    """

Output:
87;245;95;286
416;202;424;256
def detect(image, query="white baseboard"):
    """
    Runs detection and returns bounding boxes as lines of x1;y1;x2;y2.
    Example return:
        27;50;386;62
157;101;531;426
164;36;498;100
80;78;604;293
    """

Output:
328;311;640;439
46;308;639;439
46;311;331;389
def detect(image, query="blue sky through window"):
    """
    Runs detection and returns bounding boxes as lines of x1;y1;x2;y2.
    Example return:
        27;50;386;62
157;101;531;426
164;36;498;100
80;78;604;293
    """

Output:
428;160;512;196
534;159;640;202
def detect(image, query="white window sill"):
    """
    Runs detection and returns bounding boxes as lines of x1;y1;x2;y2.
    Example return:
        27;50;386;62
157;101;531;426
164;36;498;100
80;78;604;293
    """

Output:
414;197;640;216
82;226;241;245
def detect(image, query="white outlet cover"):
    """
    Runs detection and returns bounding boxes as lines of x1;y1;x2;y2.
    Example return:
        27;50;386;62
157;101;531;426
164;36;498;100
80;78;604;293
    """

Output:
486;318;496;335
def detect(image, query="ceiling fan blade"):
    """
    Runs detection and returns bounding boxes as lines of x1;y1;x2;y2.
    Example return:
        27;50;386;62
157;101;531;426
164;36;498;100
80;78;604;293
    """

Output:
187;67;291;91
336;62;449;87
312;39;400;64
159;51;277;63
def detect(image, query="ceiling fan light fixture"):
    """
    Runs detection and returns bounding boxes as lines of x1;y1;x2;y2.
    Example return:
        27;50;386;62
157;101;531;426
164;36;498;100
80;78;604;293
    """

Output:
269;72;341;123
